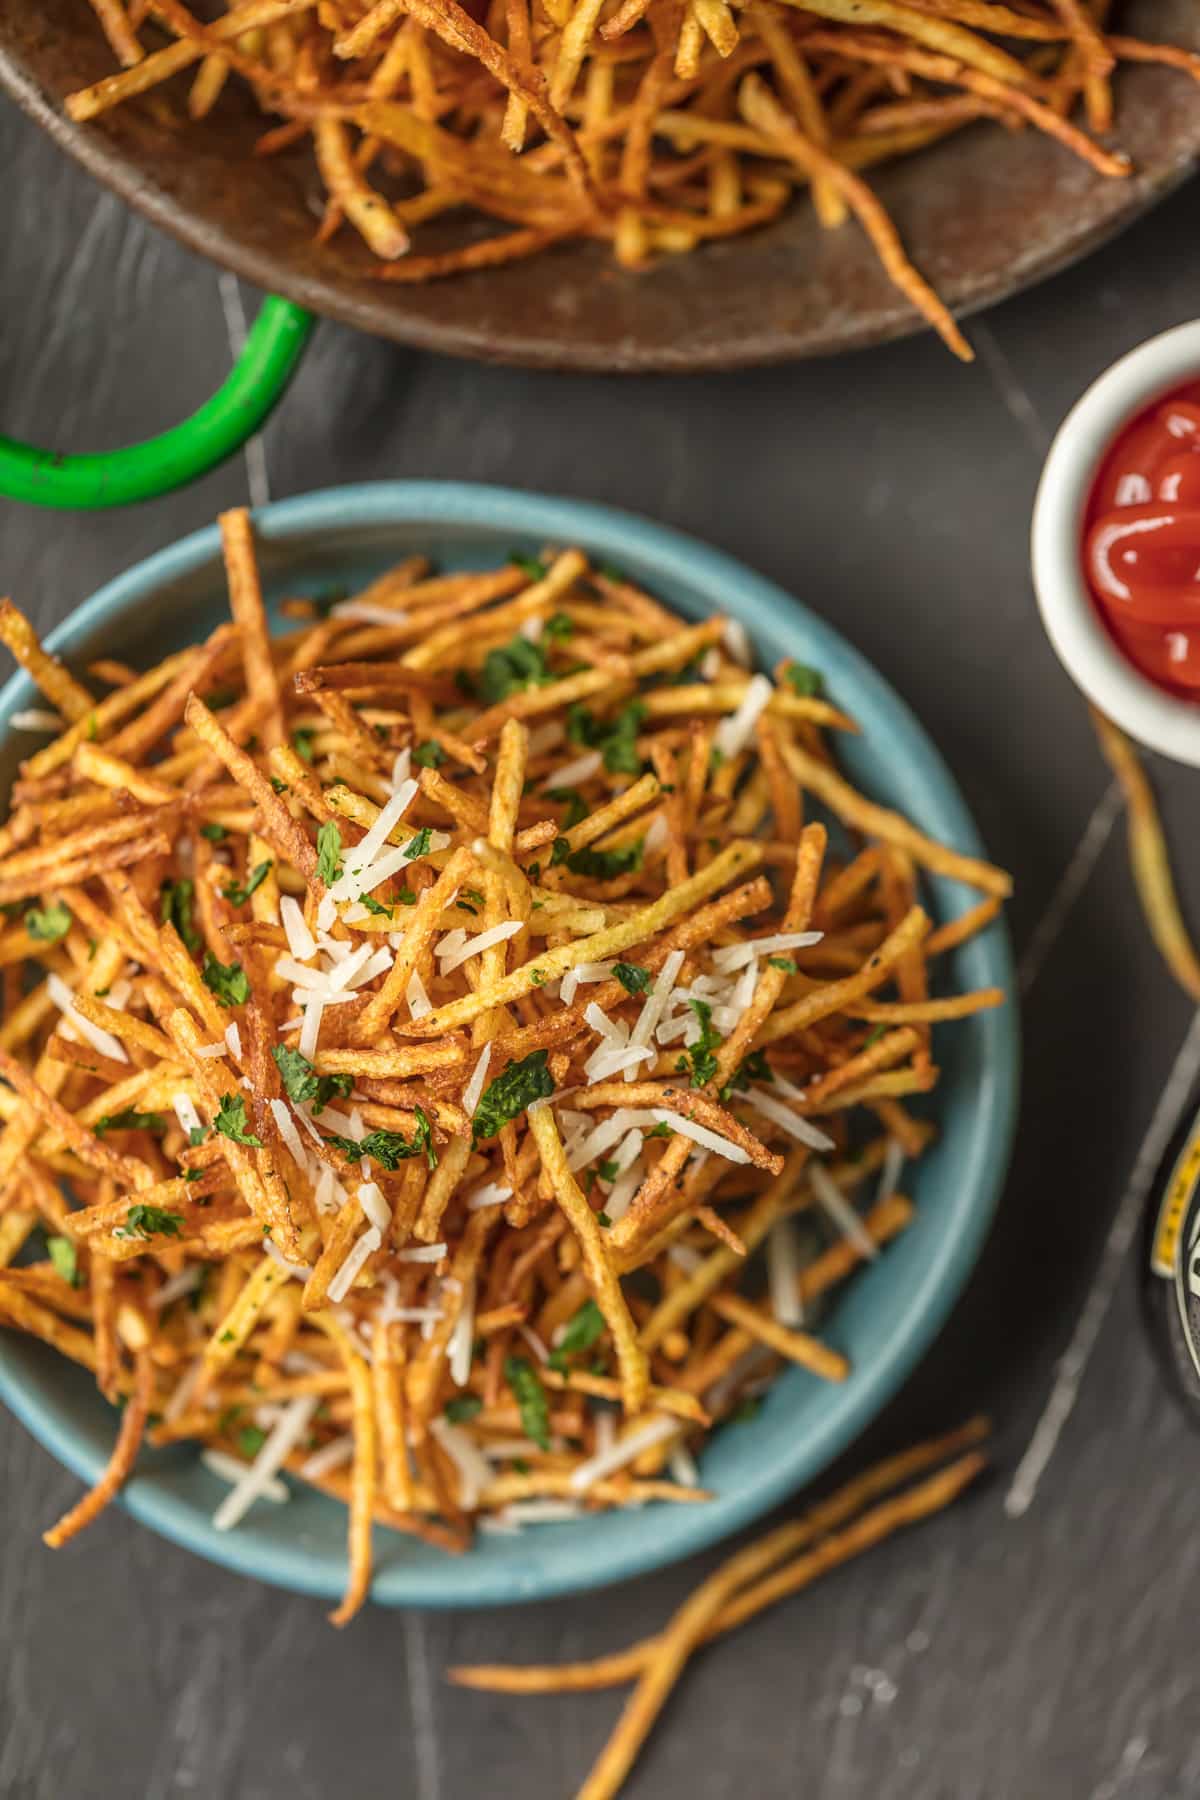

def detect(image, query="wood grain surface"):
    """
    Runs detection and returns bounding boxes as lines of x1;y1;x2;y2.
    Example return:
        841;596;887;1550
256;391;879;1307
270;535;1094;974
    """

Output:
2;97;1200;1800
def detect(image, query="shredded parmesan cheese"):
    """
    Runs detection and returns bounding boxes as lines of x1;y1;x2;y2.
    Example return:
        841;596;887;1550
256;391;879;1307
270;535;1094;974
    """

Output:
741;1086;835;1152
46;974;128;1064
518;1322;549;1364
279;895;317;962
437;920;522;973
298;998;325;1062
211;1394;317;1531
298;1435;355;1478
549;749;602;787
627;948;684;1081
569;1414;678;1492
711;929;824;973
713;672;773;760
172;1092;204;1138
878;1136;905;1204
202;1449;290;1502
809;1162;879;1260
723;618;752;666
12;707;64;732
269;1098;308;1168
431;1418;492;1510
766;1217;805;1326
649;1108;751;1163
330;600;412;627
262;1239;313;1281
151;1267;204;1312
357;1180;391;1235
406;968;432;1020
448;1278;475;1386
467;1181;513;1211
327;1225;383;1304
462;1043;492;1116
668;1443;701;1487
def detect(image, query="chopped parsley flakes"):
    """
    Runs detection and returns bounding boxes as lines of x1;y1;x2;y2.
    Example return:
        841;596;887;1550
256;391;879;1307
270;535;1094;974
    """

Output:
202;954;250;1008
24;901;72;943
471;1050;554;1143
272;1044;353;1115
316;821;343;886
214;1093;263;1147
222;861;272;907
115;1205;185;1242
504;1355;551;1450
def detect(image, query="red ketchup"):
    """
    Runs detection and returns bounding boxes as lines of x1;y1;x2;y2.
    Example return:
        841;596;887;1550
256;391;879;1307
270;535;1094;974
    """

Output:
1083;380;1200;697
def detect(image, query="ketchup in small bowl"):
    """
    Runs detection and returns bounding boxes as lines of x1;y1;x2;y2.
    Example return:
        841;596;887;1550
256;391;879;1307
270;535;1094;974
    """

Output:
1083;381;1200;698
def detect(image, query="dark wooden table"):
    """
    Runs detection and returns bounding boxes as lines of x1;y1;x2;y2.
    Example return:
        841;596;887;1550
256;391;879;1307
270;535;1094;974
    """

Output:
4;100;1200;1800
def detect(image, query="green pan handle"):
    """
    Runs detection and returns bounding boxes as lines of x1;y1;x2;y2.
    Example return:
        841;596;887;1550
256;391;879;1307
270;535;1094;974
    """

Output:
0;297;313;510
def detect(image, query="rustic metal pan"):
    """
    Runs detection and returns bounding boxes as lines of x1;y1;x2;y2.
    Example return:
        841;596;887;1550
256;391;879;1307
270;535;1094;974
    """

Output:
1;0;1198;372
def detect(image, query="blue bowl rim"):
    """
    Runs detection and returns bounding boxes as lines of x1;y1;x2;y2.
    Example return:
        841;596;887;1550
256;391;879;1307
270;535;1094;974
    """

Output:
0;481;1018;1608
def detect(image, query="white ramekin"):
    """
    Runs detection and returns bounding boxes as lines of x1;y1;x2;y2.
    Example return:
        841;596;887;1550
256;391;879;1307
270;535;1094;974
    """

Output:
1031;319;1200;769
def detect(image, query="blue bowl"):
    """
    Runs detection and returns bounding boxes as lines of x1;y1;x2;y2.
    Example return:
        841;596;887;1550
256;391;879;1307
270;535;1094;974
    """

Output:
0;483;1018;1608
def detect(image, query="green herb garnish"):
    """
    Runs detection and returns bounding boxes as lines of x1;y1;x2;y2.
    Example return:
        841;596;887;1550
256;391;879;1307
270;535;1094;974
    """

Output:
46;1235;80;1287
547;787;588;829
471;1050;555;1143
214;1093;263;1147
566;699;646;776
768;956;797;973
202;953;250;1008
200;822;229;842
24;901;71;943
293;727;317;764
444;1395;483;1425
316;821;343;886
784;663;824;699
729;1397;763;1424
504;1355;551;1450
544;612;574;642
403;826;432;862
613;962;652;995
548;1299;605;1374
413;740;445;769
160;878;200;953
723;1047;773;1099
557;840;643;882
479;635;554;705
326;1110;436;1171
115;1205;185;1242
509;552;549;582
237;1425;267;1458
680;998;722;1089
96;1109;166;1135
271;1044;353;1116
223;861;272;907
